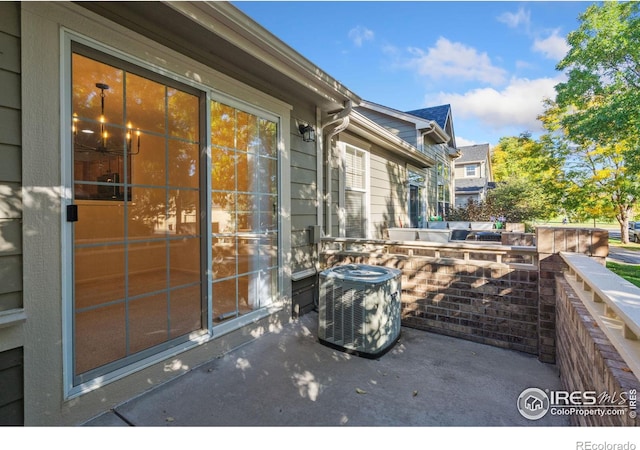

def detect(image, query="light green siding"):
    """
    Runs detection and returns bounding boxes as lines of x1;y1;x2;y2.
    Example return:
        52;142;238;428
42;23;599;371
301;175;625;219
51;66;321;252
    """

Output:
0;2;22;314
355;107;417;146
289;116;318;274
369;150;407;237
0;347;23;425
0;1;23;427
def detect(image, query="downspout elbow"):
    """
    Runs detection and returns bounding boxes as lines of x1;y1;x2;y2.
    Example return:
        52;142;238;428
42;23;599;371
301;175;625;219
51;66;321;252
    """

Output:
321;101;352;237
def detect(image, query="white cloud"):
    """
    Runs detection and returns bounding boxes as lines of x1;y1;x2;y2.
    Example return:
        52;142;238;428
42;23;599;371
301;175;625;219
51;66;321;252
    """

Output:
431;76;565;132
405;37;507;85
455;136;478;147
532;30;570;61
497;6;531;30
381;43;400;58
348;26;374;47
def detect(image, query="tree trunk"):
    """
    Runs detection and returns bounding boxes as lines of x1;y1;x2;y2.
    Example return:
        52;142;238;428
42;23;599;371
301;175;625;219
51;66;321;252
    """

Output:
616;205;631;244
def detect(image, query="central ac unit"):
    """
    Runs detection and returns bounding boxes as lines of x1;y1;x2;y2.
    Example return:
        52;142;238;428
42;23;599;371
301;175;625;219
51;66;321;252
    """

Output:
318;264;402;358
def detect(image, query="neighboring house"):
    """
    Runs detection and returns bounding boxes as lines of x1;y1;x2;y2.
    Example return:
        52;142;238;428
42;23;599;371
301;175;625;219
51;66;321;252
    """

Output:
454;144;494;208
356;101;460;225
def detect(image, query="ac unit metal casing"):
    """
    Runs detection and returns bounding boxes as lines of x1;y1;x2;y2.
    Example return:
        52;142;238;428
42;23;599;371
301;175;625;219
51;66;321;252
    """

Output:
318;264;402;358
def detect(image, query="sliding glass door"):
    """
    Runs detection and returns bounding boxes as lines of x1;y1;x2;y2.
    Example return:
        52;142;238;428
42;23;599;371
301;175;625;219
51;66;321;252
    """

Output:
71;47;204;382
69;41;282;387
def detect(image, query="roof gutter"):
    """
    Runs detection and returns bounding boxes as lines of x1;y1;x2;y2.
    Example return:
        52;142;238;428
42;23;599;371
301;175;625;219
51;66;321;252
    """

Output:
422;121;450;144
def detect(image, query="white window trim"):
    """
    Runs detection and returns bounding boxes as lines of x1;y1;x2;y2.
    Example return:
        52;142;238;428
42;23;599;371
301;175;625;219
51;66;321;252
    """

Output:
339;142;370;239
465;164;479;178
52;9;292;398
407;165;427;227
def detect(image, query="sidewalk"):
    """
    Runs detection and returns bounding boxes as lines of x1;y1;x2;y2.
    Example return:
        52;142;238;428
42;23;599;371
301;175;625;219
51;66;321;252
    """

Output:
84;312;569;427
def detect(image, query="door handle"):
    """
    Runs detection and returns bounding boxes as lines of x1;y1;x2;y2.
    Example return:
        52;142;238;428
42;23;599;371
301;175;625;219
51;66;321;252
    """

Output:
66;204;78;222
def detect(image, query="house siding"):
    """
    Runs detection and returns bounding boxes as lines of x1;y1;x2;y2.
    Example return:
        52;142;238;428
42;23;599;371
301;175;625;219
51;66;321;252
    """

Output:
369;148;407;236
454;145;493;207
355;108;417;146
0;1;22;315
290;114;319;273
0;347;23;425
0;2;24;427
290;114;320;316
356;106;457;219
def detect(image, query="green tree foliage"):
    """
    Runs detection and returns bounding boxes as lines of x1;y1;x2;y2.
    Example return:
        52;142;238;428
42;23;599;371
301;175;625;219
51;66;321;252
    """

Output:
447;178;551;224
539;1;640;243
491;133;564;220
449;133;562;224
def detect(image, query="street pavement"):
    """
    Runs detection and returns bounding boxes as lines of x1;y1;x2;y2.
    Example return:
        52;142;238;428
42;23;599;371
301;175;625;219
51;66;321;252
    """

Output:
607;245;640;265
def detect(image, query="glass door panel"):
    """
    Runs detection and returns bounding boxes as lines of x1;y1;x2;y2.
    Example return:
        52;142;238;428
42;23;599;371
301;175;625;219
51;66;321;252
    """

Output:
71;49;203;382
210;100;279;324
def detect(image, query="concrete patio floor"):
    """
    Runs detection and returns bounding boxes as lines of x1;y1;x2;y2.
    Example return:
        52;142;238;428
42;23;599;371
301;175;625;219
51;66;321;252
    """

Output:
84;311;570;427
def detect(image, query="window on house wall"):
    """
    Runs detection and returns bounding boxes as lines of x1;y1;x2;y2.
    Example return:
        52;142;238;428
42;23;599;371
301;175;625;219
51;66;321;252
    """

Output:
465;164;478;177
344;144;368;238
408;168;426;227
437;162;451;217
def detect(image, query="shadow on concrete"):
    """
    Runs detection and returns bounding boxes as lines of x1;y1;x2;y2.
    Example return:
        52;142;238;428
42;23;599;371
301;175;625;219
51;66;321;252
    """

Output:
85;312;569;427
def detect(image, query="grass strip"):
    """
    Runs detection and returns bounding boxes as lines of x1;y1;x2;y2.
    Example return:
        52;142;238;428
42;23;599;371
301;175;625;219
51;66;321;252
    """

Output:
606;261;640;288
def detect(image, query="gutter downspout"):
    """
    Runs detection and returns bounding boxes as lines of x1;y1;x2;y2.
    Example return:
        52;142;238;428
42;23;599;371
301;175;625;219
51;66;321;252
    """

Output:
320;101;352;237
309;101;351;313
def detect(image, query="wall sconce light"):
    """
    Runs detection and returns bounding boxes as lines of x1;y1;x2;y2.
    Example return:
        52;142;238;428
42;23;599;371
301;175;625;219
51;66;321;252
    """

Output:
299;124;316;142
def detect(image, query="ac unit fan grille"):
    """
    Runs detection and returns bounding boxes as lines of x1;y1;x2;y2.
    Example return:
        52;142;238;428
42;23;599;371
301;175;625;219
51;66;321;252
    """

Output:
324;284;365;349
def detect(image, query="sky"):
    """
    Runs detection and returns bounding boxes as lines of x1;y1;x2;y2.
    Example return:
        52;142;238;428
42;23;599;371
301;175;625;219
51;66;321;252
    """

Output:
233;1;596;148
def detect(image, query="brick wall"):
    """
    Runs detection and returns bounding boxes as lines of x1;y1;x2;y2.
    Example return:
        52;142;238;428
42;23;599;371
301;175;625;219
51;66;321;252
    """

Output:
401;259;539;354
322;251;540;355
556;276;640;426
320;227;609;362
537;227;609;364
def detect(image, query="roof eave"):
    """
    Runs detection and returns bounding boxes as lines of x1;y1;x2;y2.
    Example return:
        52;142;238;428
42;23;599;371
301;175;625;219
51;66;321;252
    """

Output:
349;111;436;167
359;100;433;129
165;1;362;108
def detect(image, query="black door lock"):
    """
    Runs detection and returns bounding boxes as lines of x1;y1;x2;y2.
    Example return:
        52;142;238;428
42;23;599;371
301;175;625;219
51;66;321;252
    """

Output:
66;204;78;222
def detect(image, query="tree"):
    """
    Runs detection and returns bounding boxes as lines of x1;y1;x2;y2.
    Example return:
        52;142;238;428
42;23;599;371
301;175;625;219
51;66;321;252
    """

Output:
539;1;640;243
484;179;554;223
491;133;564;221
446;178;552;224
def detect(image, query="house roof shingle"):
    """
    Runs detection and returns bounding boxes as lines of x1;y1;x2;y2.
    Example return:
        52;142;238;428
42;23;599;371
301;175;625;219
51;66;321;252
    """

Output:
405;104;451;130
455;177;488;192
456;144;490;163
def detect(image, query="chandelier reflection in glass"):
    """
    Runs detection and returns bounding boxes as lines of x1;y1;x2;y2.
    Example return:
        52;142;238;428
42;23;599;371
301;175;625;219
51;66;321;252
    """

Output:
73;82;141;156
